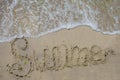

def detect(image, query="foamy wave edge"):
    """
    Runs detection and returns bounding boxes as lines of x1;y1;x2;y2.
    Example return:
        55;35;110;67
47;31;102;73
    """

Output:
0;23;120;43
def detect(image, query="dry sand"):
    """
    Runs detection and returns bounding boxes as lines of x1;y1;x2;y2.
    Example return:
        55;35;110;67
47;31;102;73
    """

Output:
0;26;120;80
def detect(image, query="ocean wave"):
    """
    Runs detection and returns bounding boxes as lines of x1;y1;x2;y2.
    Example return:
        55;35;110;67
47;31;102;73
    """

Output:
0;0;120;42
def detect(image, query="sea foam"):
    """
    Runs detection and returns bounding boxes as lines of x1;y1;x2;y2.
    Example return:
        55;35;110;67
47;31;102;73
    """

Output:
0;0;120;42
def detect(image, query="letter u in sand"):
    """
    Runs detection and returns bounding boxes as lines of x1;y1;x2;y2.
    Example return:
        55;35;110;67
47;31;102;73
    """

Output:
44;48;54;70
52;47;60;71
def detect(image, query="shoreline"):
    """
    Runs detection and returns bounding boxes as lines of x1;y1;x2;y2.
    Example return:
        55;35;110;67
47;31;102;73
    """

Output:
0;25;120;43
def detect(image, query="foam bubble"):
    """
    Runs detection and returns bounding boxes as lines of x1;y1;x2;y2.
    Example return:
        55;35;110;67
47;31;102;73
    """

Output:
0;0;120;42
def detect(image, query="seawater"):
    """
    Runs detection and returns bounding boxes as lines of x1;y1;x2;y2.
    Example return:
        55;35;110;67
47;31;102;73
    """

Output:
0;0;120;42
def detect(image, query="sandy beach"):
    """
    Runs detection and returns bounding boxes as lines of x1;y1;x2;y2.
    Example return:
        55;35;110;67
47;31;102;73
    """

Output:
0;0;120;80
0;26;120;80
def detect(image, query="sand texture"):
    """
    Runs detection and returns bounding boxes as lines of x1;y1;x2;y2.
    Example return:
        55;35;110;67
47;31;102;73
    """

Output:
0;26;120;80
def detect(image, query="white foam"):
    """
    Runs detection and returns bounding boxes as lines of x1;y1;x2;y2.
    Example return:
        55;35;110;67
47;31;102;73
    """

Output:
0;0;120;43
0;22;120;43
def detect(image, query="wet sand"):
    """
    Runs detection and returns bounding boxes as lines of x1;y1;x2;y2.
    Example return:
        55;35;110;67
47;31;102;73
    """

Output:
0;26;120;80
